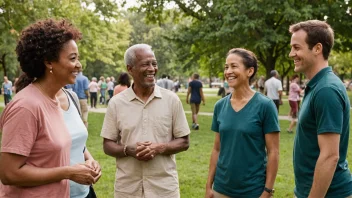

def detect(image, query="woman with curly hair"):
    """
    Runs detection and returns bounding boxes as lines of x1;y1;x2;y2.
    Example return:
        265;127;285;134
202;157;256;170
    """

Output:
113;72;131;96
0;19;99;198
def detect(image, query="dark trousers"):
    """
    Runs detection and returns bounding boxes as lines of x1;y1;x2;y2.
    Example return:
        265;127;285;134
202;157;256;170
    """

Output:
90;92;97;108
85;186;97;198
4;94;12;105
273;99;280;112
108;90;113;99
106;90;113;104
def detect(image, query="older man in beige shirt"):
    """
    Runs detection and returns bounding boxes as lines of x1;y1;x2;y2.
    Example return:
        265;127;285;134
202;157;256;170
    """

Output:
101;44;190;198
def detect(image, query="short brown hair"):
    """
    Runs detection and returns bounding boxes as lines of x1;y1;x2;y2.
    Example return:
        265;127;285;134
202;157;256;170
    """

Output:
291;74;299;81
289;20;334;60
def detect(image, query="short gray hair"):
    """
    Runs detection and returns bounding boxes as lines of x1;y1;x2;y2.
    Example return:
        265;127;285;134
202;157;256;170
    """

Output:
124;44;154;66
270;70;278;77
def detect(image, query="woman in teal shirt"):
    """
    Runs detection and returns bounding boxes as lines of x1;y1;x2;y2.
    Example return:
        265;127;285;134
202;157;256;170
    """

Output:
205;48;280;198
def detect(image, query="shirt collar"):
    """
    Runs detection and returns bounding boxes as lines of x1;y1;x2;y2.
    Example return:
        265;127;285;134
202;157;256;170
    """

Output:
306;66;332;89
125;83;162;102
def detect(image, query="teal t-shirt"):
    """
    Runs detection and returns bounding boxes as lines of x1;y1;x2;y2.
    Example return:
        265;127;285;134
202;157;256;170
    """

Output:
211;92;280;197
294;67;352;198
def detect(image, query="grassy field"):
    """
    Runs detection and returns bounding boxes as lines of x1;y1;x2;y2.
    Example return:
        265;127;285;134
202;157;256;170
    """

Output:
0;90;352;197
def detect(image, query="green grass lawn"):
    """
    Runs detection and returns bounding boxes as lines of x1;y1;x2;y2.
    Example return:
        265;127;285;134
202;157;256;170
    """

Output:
0;89;352;197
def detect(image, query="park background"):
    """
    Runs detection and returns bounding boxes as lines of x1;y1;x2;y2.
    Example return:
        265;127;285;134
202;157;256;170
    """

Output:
1;0;352;197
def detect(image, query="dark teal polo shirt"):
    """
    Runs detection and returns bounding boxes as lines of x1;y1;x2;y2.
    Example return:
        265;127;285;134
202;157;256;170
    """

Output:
293;67;352;198
211;92;280;197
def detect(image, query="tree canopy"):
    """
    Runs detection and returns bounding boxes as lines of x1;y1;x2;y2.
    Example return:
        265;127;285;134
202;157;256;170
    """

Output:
133;0;352;80
1;0;351;82
0;0;131;79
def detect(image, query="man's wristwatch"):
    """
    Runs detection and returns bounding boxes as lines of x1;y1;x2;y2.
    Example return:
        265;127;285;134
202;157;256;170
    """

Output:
264;187;275;194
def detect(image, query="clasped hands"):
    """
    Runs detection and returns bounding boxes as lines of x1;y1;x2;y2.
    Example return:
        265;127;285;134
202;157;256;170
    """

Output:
134;141;166;161
69;159;101;186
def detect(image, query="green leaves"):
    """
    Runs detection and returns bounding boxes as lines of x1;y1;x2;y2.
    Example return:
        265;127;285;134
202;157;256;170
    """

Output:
137;0;351;80
0;0;131;79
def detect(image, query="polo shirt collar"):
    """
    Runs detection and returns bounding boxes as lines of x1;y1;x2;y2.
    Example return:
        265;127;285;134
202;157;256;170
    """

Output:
306;66;332;89
125;83;162;102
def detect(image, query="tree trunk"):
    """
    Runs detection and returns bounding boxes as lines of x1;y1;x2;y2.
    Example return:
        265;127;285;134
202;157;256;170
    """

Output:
208;69;212;88
0;53;7;77
339;74;344;81
264;57;276;79
286;77;290;96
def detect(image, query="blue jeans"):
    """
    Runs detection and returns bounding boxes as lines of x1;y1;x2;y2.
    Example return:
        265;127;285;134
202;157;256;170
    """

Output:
100;89;106;104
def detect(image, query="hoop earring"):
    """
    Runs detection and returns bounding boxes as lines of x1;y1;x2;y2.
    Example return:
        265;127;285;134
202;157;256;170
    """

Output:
50;68;53;74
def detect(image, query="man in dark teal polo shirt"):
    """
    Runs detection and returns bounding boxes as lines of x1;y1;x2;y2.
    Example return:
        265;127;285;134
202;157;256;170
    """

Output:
289;20;352;198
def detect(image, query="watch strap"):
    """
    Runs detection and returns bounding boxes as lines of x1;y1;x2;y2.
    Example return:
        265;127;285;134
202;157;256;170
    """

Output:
264;187;274;194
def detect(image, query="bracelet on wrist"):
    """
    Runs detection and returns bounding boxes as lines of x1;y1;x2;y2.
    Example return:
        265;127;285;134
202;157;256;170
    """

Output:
123;145;128;156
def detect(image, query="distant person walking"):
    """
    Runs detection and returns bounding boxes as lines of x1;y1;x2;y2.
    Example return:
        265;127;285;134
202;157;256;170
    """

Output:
287;74;302;133
72;69;89;127
98;76;107;104
157;74;173;90
106;77;114;104
89;77;99;108
174;79;180;93
186;73;205;130
264;70;283;112
2;76;12;105
113;72;130;96
257;75;265;94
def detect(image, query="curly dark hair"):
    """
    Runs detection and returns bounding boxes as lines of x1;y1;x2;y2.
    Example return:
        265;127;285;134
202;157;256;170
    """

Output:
117;72;131;87
15;18;82;92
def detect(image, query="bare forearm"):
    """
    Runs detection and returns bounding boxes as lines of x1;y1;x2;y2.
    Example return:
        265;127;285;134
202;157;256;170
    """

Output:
265;151;279;189
309;155;338;197
206;149;219;189
103;139;127;158
2;165;71;187
157;136;189;155
84;148;94;161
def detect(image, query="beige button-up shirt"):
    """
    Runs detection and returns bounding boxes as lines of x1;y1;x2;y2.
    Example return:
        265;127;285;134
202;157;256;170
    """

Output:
101;85;190;198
